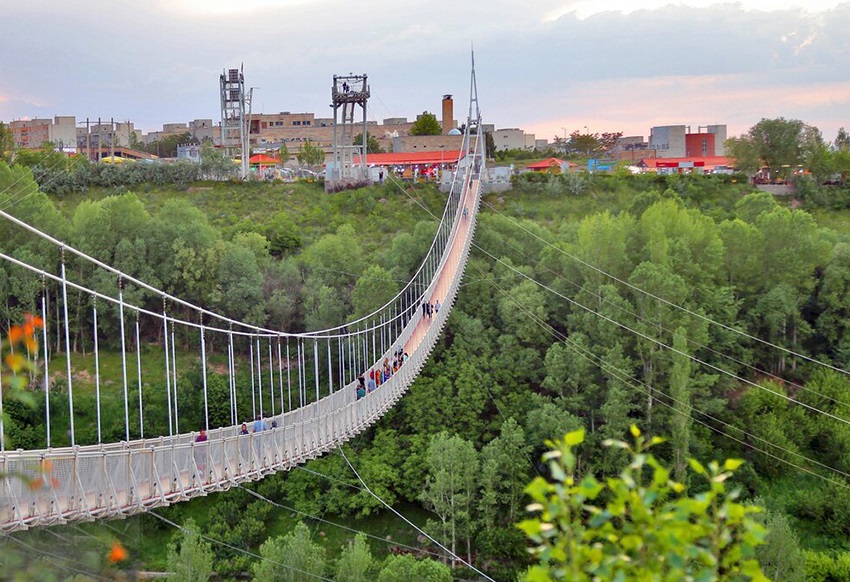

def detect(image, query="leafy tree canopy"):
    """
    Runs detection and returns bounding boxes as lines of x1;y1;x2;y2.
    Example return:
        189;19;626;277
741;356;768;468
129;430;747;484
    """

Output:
410;112;442;136
297;139;326;167
353;132;384;154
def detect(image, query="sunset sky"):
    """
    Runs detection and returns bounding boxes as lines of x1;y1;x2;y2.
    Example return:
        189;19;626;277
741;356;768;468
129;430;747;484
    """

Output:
3;0;849;144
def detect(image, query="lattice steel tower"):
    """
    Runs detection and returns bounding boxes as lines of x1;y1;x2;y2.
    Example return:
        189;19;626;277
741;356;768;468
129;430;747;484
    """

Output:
220;66;253;179
330;74;369;187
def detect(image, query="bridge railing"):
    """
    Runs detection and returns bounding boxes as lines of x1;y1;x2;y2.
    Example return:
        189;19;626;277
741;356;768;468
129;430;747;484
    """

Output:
0;160;483;531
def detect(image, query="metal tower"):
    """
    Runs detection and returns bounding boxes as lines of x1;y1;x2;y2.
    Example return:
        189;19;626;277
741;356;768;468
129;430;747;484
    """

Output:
330;74;369;188
220;66;253;179
462;51;485;178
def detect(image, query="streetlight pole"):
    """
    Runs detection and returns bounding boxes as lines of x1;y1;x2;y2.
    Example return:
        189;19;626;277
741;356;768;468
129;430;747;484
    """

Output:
560;127;567;156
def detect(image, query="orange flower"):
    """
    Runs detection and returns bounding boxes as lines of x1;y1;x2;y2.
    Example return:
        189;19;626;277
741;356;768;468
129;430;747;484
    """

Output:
23;314;43;336
108;541;129;563
8;325;23;345
27;477;44;490
4;353;24;373
24;336;38;353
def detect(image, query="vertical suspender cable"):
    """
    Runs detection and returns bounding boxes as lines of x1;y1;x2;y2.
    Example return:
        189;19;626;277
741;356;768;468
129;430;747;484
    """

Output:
337;336;343;390
297;340;304;407
300;339;307;405
171;321;179;434
286;340;292;412
93;297;102;443
256;336;264;417
249;337;256;419
200;322;209;431
372;319;377;370
354;327;359;378
60;250;76;446
163;301;172;437
268;341;274;417
313;340;320;402
41;286;51;448
347;333;353;384
118;277;130;442
277;339;285;417
327;339;333;394
228;328;235;426
135;313;144;439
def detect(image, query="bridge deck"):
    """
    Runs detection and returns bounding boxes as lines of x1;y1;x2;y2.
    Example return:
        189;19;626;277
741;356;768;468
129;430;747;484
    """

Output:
0;176;481;532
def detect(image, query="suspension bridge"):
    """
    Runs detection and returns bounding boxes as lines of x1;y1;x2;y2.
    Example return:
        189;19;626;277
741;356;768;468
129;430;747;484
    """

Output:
0;65;486;533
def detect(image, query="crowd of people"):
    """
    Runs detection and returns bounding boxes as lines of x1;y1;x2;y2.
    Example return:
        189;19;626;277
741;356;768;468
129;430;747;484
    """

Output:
357;348;409;399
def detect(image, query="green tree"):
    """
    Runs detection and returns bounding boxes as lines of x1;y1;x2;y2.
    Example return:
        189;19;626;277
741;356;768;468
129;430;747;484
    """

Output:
211;241;265;324
165;517;214;582
567;130;599;157
377;555;452;582
278;142;290;163
199;141;237;180
335;533;376;582
0;121;14;162
835;127;850;151
729;117;816;180
754;508;805;582
410;112;442;136
251;522;326;581
726;135;762;176
669;327;692;483
351;265;399;319
353;132;384;154
479;418;531;528
420;432;479;566
146;131;194;158
518;427;768;581
484;131;496;158
296;139;326;167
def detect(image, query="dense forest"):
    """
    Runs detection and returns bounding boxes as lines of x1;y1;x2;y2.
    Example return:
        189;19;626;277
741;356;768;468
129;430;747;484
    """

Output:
5;160;850;580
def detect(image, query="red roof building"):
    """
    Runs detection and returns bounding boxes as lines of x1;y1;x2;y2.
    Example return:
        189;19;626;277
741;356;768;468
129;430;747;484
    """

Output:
525;157;579;173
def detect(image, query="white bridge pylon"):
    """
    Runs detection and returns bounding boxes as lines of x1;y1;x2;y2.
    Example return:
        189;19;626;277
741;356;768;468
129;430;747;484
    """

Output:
0;125;485;533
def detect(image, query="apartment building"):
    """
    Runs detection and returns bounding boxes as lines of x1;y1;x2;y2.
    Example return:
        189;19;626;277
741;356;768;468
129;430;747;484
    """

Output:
9;116;77;150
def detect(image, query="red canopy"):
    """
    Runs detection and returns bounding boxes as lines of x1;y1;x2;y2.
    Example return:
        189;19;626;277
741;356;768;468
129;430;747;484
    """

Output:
249;154;280;165
353;150;465;166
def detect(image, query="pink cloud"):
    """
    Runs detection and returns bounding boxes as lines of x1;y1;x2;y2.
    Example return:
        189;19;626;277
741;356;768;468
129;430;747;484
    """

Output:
521;73;850;143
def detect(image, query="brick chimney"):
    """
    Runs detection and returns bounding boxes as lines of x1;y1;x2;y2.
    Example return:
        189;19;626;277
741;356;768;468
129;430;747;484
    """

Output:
441;95;453;135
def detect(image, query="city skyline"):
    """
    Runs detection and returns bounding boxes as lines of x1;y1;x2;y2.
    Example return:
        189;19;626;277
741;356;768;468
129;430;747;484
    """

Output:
3;0;849;145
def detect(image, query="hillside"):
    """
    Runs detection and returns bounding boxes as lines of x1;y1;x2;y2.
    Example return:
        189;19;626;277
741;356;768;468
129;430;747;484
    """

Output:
4;169;850;580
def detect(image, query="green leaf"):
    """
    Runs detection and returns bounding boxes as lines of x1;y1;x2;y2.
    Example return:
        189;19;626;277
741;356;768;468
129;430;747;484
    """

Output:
629;424;641;438
565;429;585;446
723;458;744;471
689;458;706;475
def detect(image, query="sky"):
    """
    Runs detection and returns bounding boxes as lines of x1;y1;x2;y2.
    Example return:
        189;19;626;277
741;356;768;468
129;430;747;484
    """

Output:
3;0;850;144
